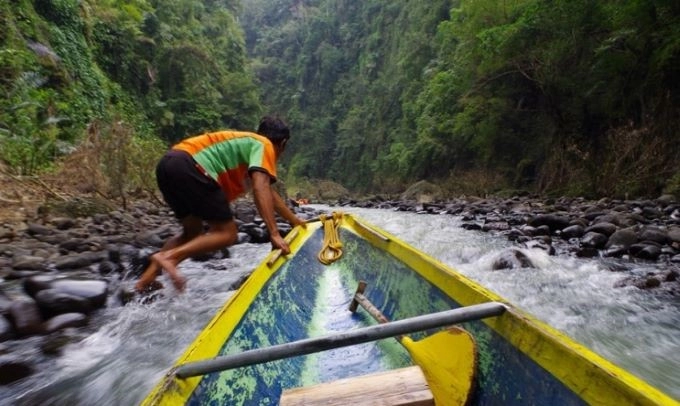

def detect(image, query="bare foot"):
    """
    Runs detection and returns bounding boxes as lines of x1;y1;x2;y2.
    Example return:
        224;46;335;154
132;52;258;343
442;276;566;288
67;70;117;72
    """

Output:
135;256;163;293
170;274;187;292
152;252;187;292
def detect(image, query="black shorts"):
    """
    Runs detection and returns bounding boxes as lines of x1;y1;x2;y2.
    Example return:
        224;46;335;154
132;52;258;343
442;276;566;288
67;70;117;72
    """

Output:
155;150;233;221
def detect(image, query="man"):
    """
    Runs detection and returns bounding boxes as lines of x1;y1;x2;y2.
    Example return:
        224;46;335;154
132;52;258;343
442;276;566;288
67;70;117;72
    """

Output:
135;116;305;293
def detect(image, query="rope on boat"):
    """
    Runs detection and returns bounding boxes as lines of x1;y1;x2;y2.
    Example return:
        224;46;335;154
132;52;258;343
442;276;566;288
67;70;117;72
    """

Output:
318;212;344;265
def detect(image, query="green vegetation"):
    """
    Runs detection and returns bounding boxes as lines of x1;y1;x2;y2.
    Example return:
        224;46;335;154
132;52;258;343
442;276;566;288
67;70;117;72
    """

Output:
243;0;680;198
1;0;678;199
1;0;260;198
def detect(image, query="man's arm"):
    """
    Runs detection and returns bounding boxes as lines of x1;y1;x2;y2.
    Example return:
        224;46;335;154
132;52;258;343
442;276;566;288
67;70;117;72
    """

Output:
251;171;290;254
271;188;305;227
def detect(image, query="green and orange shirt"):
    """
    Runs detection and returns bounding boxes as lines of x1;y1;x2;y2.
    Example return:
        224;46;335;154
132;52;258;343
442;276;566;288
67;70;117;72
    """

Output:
173;131;277;202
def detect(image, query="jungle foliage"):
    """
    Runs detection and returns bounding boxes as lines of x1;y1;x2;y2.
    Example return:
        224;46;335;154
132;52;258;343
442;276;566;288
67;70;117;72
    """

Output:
1;0;679;199
0;0;260;193
242;0;680;198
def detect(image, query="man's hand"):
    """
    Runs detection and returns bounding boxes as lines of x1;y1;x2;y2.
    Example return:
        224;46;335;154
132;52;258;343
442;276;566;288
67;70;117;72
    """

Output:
291;217;307;228
270;233;291;255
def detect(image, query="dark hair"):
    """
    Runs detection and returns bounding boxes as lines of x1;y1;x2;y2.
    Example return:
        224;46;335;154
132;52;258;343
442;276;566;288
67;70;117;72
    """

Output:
256;116;290;144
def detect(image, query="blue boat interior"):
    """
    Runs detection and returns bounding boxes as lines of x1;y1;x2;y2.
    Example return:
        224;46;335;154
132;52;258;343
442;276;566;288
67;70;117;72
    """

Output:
187;227;584;405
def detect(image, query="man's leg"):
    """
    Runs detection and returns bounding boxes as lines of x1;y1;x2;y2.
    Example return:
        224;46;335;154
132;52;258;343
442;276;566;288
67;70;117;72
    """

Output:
135;216;204;292
147;219;239;291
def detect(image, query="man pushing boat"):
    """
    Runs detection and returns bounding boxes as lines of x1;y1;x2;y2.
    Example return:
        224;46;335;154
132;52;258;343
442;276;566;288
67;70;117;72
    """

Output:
134;116;306;293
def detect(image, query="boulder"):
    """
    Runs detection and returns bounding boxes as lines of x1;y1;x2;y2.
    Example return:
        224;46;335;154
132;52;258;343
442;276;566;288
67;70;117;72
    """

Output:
9;299;44;336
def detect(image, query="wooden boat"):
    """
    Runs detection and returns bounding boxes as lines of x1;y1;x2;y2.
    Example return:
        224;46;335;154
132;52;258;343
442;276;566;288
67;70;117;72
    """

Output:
141;212;677;405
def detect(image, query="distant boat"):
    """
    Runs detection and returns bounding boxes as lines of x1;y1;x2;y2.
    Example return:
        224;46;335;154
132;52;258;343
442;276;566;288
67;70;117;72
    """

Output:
142;212;677;405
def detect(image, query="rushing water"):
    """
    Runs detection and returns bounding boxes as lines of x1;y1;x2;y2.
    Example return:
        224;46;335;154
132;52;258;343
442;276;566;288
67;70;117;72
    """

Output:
2;206;679;404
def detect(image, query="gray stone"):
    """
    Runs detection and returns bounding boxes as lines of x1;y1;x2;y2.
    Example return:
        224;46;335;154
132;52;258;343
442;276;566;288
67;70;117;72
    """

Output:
561;224;585;239
43;313;88;333
11;255;46;270
35;289;92;317
53;251;106;270
580;232;608;249
491;249;534;270
639;228;668;245
9;299;44;336
586;222;617;236
606;228;638;249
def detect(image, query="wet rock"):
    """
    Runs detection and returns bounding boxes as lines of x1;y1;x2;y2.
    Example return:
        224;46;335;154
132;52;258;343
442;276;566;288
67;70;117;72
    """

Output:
482;221;510;232
23;275;57;297
53;252;106;270
491;249;534;270
11;255;47;271
127;247;154;277
26;223;53;236
97;260;119;275
58;238;90;253
602;245;629;258
461;223;482;231
525;239;555;255
34;289;92;317
575;247;599;258
278;222;293;236
668;227;680;243
0;317;13;341
641;206;663;219
0;355;34;384
233;202;258;223
631;244;661;261
191;248;229;262
240;223;269;243
50;217;76;230
528;214;570;232
639;227;668;245
606;229;638;249
24;276;107;309
0;227;14;240
638;276;661;289
580;232;608;249
657;194;677;206
0;292;11;316
236;231;252;244
585;222;617;237
503;229;526;242
9;299;44;336
134;228;168;248
560;225;584;239
43;312;88;333
534;225;552;236
590;213;618;225
50;279;108;309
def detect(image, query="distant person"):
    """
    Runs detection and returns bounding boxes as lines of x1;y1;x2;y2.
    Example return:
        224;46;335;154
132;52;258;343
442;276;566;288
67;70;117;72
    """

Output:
135;116;305;293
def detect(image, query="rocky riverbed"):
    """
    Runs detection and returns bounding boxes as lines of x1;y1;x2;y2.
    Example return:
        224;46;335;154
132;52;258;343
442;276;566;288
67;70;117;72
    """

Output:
336;194;680;292
1;193;679;386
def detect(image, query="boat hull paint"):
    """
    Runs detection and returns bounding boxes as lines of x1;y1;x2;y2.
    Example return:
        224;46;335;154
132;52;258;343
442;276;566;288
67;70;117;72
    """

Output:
142;215;677;406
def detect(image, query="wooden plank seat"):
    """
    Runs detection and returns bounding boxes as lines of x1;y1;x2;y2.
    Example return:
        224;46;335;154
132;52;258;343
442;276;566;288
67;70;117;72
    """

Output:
279;365;434;406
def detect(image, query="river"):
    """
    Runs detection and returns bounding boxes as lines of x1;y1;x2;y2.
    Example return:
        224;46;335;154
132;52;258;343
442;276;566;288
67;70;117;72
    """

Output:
3;206;679;404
